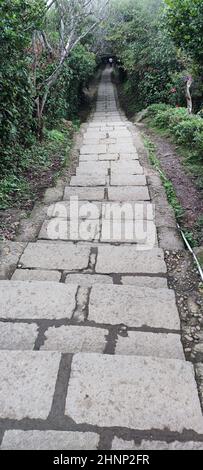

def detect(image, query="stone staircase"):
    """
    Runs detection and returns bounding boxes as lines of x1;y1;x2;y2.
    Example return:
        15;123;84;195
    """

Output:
0;68;203;450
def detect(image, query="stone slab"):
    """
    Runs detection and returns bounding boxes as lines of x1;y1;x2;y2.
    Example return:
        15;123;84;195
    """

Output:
0;351;60;419
20;242;90;270
65;353;203;433
0;322;38;350
111;161;143;174
1;430;99;450
98;153;119;161
80;145;106;154
70;176;106;187
115;331;184;359
109;131;132;138
121;276;167;288
101;220;157;246
119;153;139;161
64;187;104;201
89;285;180;329
39;219;101;242
96;246;166;274
110;175;146;186
12;269;61;282
108;144;135;154
65;273;113;287
79;154;100;161
108;187;150;201
0;242;26;279
75;169;107;178
48;201;102;219
111;438;203;450
42;325;108;353
76;162;109;175
0;281;77;320
102;202;154;221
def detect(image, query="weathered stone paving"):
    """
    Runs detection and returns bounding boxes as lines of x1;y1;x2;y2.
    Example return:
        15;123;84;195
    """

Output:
0;68;203;450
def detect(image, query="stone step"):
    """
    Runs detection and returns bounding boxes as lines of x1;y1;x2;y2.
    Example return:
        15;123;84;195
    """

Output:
0;351;202;441
89;284;180;329
38;218;157;246
0;281;177;327
65;353;203;433
17;242;166;273
0;279;181;358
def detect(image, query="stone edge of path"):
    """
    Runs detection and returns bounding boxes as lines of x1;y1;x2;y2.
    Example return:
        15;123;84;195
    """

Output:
113;80;203;415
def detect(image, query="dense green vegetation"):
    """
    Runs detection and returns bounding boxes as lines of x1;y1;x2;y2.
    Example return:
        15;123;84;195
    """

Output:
108;0;203;114
144;104;203;190
0;0;99;209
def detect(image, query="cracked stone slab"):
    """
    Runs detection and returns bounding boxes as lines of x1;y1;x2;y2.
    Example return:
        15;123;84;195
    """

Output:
0;281;77;320
12;269;61;282
115;331;184;359
0;323;38;350
65;273;113;287
65;353;203;433
42;325;108;353
96;246;166;274
0;351;60;420
64;187;104;201
0;242;26;279
108;186;150;201
20;242;90;270
89;285;180;329
111;438;203;450
1;430;100;450
121;275;167;288
70;176;106;187
39;219;101;242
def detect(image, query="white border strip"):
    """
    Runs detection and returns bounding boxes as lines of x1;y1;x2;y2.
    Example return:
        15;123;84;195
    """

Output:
177;223;203;282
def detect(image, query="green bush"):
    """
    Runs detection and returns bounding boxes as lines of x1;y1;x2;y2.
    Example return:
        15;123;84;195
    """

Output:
167;108;190;129
173;118;203;145
153;110;172;128
147;103;170;117
194;131;203;154
148;104;203;160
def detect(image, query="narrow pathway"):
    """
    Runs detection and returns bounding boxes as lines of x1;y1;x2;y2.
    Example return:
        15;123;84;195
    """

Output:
0;68;203;450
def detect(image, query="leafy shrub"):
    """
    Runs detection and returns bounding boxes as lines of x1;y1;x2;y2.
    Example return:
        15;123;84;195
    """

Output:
147;103;170;117
153;110;172;128
148;104;203;160
194;131;203;152
173;118;203;145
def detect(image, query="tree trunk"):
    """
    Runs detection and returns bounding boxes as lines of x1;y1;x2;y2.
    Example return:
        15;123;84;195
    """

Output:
35;96;45;141
186;77;193;114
